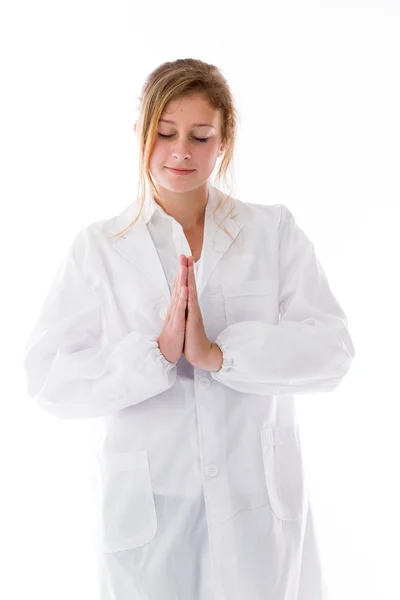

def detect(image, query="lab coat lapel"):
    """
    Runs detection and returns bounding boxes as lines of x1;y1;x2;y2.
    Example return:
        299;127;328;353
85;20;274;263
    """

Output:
110;207;171;301
109;185;243;303
196;186;243;299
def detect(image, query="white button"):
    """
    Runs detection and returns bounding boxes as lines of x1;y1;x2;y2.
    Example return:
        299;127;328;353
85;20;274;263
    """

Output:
198;377;211;389
159;306;167;320
205;464;219;477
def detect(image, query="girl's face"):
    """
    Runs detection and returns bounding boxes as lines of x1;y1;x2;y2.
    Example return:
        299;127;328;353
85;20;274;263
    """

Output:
147;93;226;193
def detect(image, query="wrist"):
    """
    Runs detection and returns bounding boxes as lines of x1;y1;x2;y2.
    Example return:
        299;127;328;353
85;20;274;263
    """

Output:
206;342;223;372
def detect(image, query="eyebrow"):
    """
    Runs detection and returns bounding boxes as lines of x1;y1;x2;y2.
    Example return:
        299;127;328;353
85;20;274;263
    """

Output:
159;119;216;129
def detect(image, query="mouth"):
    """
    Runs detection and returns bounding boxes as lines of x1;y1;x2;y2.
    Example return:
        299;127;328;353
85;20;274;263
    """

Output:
166;167;195;171
166;167;196;175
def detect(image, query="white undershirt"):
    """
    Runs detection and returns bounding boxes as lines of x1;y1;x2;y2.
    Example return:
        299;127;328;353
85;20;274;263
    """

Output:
144;199;201;295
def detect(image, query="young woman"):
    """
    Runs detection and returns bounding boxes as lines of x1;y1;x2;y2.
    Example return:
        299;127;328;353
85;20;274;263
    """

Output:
23;58;355;600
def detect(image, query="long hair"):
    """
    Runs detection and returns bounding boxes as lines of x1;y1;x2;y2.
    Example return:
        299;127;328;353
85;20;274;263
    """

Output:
107;58;239;242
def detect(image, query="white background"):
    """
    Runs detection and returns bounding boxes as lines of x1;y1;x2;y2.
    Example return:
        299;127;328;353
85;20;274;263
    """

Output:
1;0;399;598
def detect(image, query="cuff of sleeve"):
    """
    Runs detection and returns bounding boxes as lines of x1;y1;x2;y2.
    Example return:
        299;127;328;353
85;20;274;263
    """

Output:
154;345;178;370
214;341;234;373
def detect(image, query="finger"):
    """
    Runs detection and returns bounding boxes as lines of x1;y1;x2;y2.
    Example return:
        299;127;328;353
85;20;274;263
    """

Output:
179;254;188;272
188;276;196;313
177;265;188;314
186;263;192;311
182;257;188;285
168;265;182;318
172;284;187;328
189;262;198;304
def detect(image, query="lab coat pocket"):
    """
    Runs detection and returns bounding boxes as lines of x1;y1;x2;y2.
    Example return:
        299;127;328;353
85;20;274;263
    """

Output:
260;424;308;522
222;278;279;325
98;449;157;553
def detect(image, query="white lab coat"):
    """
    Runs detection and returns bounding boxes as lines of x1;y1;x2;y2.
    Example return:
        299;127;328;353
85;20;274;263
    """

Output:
22;184;355;600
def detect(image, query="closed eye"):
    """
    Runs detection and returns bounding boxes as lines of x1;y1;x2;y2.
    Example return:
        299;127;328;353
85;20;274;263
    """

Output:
158;134;209;143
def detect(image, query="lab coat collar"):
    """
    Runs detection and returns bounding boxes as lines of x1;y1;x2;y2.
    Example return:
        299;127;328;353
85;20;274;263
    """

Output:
108;184;243;302
140;190;170;224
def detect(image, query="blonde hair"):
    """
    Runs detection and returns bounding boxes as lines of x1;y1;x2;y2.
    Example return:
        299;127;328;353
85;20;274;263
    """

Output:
107;58;239;242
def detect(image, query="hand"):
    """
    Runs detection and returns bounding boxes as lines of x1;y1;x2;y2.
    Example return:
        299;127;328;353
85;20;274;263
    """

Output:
183;255;223;372
157;255;188;364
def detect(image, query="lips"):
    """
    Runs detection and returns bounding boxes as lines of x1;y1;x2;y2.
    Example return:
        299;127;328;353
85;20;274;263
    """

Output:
167;167;195;171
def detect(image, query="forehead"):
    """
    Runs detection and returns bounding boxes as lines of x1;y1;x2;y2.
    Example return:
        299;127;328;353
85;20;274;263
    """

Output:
160;94;220;126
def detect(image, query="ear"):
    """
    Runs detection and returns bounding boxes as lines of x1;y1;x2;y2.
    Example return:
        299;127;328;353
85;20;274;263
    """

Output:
217;140;226;158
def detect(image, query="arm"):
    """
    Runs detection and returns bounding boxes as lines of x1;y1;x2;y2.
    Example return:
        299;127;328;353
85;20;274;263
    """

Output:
22;229;177;419
209;204;355;394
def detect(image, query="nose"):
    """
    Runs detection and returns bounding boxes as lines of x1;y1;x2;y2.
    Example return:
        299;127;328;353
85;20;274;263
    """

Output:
172;139;192;160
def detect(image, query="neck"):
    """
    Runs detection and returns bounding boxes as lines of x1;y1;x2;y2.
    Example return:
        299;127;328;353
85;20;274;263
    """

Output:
154;183;209;230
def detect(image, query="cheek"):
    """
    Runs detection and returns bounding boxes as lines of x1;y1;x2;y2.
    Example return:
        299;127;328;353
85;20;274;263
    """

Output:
149;145;168;171
149;142;163;159
199;143;219;164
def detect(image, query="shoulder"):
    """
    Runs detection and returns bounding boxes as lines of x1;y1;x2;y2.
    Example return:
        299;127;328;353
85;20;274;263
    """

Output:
235;197;293;228
71;200;134;250
64;212;121;278
69;217;112;252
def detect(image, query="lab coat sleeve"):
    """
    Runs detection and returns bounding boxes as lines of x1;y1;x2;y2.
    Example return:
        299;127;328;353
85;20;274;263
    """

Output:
210;204;355;395
22;230;178;419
